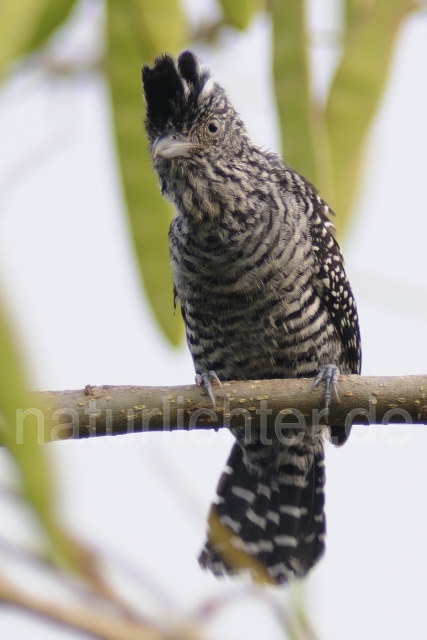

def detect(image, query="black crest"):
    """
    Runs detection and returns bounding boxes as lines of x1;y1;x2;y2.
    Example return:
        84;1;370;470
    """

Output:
142;54;184;129
177;50;201;87
142;51;211;134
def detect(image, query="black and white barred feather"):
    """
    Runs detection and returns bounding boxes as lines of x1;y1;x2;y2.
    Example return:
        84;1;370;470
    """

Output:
142;51;361;585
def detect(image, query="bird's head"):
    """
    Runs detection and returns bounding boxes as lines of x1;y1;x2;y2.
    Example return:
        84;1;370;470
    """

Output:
142;51;248;165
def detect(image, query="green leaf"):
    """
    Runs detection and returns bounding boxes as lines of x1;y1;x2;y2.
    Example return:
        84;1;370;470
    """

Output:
0;0;77;76
218;0;263;30
22;0;79;56
106;0;187;345
0;294;67;557
124;0;188;56
0;0;48;75
269;0;318;186
344;0;374;31
0;295;100;577
0;294;51;513
326;0;415;234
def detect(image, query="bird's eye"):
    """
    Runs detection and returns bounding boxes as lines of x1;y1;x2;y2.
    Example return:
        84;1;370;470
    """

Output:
207;119;220;136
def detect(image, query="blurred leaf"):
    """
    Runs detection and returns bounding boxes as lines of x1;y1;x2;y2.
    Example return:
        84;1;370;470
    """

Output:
22;0;79;56
270;0;318;186
0;294;52;516
106;0;187;345
125;0;188;55
0;295;72;565
0;0;48;75
326;0;415;234
218;0;262;30
344;0;374;31
0;0;77;76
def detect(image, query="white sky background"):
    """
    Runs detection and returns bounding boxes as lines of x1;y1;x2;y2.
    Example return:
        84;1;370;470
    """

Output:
0;1;427;638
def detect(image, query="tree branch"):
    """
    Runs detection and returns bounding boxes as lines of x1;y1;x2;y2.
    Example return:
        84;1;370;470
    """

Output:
0;574;199;640
15;375;427;442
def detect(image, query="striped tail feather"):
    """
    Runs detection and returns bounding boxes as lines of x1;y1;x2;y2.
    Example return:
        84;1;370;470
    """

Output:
199;442;326;584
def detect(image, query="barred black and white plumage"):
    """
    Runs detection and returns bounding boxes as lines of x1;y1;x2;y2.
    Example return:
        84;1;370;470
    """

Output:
142;51;361;585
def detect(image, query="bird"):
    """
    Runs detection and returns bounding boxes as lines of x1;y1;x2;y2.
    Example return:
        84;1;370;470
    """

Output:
142;51;361;585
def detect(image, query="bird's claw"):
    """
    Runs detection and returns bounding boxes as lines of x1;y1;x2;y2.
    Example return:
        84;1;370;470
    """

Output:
313;364;340;412
196;371;222;408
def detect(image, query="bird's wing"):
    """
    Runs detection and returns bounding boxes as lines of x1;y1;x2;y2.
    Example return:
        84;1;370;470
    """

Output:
309;198;362;374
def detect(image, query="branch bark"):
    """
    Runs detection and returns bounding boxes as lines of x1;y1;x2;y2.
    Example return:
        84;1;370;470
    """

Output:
16;375;427;442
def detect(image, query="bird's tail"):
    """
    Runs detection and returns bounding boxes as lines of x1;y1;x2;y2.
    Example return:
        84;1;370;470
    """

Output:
199;441;326;584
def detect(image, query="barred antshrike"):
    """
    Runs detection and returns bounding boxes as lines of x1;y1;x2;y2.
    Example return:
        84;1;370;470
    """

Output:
142;51;361;585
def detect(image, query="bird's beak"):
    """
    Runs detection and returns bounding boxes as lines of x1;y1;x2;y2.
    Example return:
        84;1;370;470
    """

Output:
152;133;196;159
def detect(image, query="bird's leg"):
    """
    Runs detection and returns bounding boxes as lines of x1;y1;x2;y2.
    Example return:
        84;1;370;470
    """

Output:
196;371;222;408
312;364;341;412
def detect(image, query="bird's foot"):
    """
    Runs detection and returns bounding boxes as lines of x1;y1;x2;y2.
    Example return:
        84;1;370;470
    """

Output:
196;371;222;408
312;364;340;412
